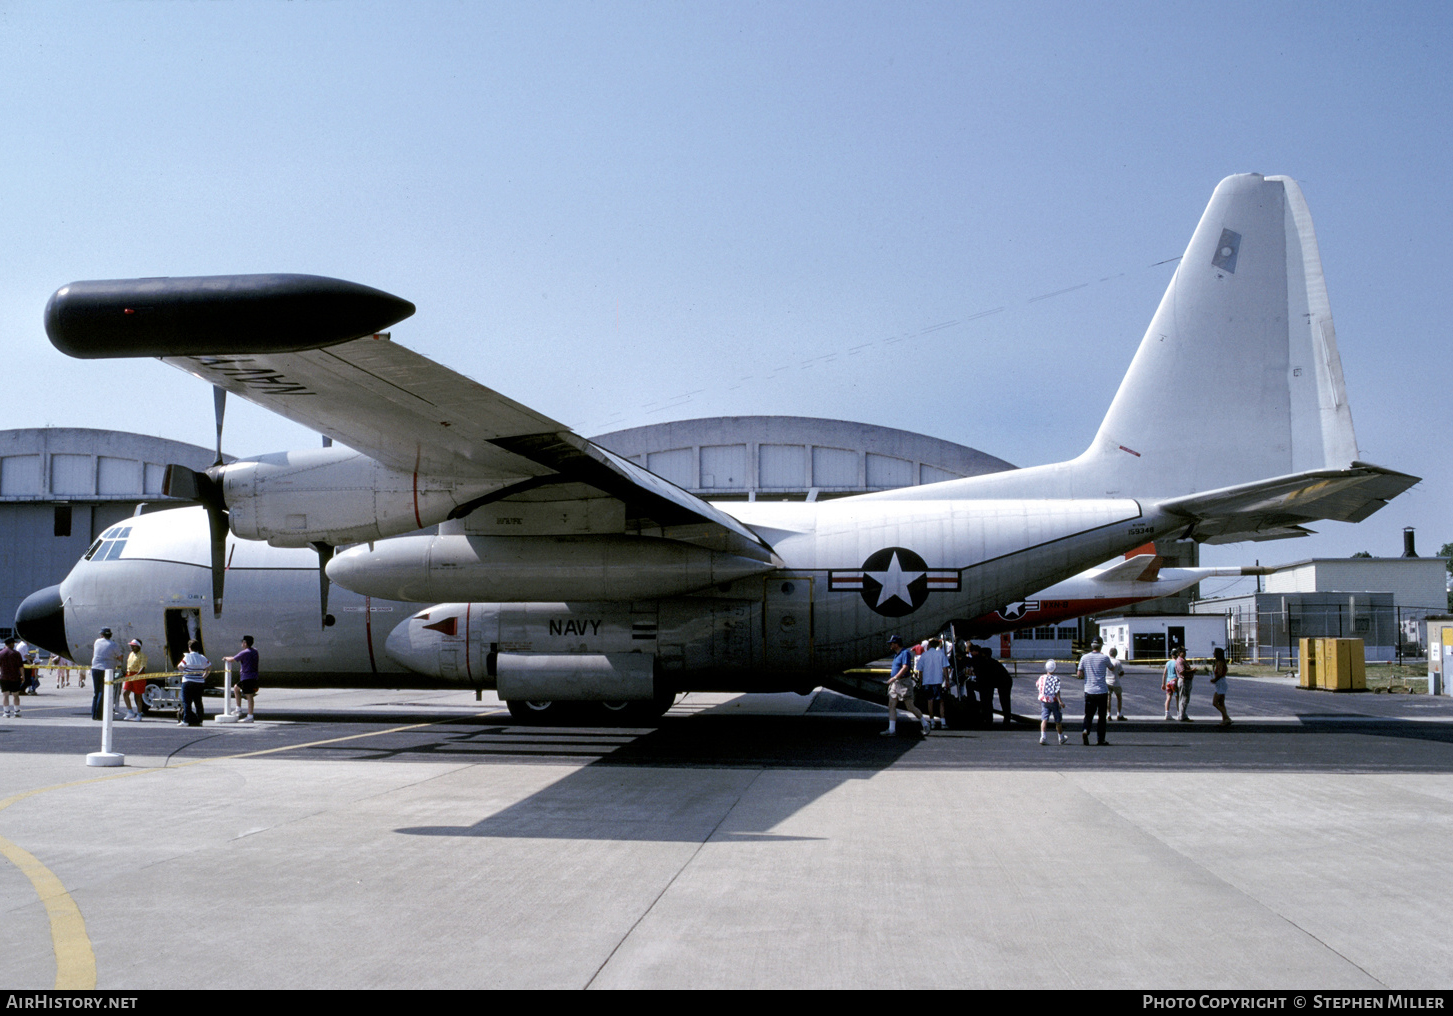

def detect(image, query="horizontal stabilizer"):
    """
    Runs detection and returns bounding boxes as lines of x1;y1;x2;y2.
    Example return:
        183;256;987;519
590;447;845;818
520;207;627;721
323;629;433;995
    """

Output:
1157;462;1419;544
1091;554;1160;583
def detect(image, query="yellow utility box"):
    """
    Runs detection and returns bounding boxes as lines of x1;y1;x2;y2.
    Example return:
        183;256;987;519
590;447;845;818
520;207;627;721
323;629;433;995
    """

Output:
1319;638;1366;691
1299;637;1318;689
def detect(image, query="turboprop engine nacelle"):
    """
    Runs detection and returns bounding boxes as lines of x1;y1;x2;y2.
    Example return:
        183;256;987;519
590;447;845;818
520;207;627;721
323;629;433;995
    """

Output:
216;447;508;547
327;532;775;602
384;602;660;700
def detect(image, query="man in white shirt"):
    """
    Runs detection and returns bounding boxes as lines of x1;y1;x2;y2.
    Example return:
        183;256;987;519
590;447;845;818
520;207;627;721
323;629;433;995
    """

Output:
916;637;950;729
1076;638;1112;746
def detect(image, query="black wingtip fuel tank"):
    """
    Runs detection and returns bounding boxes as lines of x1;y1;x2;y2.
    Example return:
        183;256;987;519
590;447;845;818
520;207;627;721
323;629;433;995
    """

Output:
45;274;416;358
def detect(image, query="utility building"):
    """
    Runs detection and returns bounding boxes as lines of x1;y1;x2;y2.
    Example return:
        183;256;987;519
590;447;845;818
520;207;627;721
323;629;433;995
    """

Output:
1192;551;1446;663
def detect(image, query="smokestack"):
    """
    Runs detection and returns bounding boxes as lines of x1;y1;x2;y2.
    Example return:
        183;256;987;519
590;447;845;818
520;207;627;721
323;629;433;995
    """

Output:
1403;527;1418;558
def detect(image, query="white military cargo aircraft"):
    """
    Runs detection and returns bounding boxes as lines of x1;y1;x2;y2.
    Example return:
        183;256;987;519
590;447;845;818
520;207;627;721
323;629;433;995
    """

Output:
17;174;1418;721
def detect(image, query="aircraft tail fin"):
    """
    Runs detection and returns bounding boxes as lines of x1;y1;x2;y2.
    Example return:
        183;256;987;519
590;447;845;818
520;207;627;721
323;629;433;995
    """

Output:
1079;173;1358;497
856;173;1419;530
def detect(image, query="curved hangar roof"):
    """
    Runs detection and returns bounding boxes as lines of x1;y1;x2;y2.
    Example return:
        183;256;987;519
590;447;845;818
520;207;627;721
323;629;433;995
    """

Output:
592;416;1015;500
0;427;221;502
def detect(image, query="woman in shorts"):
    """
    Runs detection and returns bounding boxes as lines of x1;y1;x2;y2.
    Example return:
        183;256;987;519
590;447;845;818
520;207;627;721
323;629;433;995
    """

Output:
121;639;148;721
1209;647;1231;727
1106;646;1126;720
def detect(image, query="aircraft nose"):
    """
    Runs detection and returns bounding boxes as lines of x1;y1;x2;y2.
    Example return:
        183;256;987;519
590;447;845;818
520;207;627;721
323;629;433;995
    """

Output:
383;615;440;677
15;585;69;659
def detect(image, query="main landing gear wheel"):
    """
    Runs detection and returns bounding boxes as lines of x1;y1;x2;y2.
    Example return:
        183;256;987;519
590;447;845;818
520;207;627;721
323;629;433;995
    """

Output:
592;692;677;725
506;699;567;724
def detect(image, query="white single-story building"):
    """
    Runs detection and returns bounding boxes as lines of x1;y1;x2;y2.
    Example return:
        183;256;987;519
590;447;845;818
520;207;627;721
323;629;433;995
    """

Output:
1095;614;1229;661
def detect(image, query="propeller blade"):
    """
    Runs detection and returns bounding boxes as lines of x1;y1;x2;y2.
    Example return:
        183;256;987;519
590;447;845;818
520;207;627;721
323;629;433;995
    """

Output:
312;542;334;629
208;503;228;618
163;464;230;617
212;386;226;467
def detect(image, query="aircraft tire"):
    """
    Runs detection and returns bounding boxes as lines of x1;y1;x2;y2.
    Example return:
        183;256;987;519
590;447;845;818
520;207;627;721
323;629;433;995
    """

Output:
140;681;167;715
505;699;566;724
592;692;677;725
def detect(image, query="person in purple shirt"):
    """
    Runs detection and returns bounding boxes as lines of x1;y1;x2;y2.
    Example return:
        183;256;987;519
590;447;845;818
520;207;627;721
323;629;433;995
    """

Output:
225;635;261;723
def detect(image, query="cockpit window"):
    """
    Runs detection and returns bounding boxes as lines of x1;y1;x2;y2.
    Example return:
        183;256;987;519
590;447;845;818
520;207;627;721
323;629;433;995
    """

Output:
85;538;128;562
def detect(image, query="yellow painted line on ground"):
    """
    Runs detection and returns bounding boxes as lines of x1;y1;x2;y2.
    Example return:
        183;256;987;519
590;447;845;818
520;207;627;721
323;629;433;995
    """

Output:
0;711;490;989
0;835;97;989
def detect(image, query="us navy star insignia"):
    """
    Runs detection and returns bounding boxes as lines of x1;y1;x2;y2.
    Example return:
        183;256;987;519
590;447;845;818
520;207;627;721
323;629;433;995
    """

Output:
827;548;962;616
866;551;924;610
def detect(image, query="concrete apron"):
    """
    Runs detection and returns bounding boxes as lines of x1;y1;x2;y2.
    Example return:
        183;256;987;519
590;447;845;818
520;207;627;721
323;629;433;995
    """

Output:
3;742;1450;988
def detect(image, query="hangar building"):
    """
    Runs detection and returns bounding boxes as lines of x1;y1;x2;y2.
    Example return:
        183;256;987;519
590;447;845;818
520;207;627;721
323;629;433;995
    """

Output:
0;428;220;638
593;416;1015;498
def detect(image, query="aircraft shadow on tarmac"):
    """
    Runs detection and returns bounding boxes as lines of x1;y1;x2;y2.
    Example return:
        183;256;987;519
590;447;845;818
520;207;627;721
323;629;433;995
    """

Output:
390;703;1453;842
393;711;923;842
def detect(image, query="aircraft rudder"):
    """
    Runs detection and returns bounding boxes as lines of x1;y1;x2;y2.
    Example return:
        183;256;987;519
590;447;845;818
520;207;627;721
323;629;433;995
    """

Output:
1079;173;1359;498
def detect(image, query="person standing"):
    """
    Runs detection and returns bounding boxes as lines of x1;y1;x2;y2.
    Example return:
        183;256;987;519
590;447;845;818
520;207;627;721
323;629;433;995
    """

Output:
1176;649;1196;722
1;637;24;718
1036;659;1066;745
917;637;949;729
17;641;40;696
91;627;125;721
973;645;1015;726
120;639;148;721
1107;646;1127;721
882;635;929;736
1076;638;1112;746
177;640;210;727
225;635;260;723
1163;651;1180;720
1209;647;1231;727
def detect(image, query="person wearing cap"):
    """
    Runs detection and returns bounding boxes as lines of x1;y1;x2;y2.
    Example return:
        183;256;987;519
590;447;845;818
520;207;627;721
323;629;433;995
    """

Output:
1036;659;1066;745
1;637;25;718
120;639;148;721
90;627;126;721
882;635;929;736
1076;638;1112;745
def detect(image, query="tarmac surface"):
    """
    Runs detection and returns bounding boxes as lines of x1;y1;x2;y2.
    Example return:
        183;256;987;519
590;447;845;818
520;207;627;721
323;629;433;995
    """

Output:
3;666;1452;989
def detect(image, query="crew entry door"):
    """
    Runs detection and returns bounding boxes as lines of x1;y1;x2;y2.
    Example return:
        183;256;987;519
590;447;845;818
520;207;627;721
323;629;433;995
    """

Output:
165;608;201;668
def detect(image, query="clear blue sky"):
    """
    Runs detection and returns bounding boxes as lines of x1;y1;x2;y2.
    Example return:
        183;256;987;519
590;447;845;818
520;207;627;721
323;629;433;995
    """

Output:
2;2;1448;594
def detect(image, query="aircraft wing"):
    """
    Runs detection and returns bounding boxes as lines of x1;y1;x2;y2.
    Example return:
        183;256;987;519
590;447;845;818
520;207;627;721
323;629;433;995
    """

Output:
165;339;774;559
45;274;774;560
1157;463;1420;544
